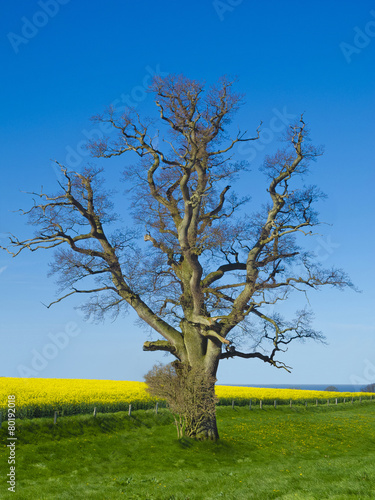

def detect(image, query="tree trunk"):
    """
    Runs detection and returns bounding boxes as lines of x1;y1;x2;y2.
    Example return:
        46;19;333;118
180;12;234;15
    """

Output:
185;411;219;441
174;346;220;440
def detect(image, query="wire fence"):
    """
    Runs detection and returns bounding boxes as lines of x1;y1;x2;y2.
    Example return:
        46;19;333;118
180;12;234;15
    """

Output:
0;394;373;425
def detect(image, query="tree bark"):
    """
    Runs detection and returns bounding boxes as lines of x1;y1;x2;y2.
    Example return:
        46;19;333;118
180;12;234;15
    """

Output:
174;324;221;440
185;399;220;441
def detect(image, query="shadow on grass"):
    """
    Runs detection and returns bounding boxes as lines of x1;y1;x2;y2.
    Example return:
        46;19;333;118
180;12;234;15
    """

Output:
178;437;195;448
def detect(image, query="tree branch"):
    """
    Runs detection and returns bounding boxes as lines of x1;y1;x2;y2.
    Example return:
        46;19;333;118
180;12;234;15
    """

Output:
143;340;180;358
220;347;292;372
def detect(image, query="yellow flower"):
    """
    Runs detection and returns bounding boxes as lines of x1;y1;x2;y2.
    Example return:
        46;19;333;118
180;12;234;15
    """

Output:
0;377;372;418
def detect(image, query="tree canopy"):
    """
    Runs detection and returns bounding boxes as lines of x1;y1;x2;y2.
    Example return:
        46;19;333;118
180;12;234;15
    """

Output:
2;74;353;439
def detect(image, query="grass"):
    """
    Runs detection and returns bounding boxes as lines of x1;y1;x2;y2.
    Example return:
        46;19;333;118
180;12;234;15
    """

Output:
1;402;375;499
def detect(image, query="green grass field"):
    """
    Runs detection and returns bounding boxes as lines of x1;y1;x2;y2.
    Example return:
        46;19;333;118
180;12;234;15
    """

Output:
1;402;375;499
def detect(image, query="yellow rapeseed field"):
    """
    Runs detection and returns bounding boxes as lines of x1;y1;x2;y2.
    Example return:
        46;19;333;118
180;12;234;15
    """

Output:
0;377;372;419
215;385;371;402
0;377;157;418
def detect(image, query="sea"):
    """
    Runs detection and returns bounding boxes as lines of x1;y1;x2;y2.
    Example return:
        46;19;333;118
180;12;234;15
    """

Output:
226;384;367;392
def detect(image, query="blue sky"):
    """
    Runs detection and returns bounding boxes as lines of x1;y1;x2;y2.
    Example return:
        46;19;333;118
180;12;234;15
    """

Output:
1;0;374;386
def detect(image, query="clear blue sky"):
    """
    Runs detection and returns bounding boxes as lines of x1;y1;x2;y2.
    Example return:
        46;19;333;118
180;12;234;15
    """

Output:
1;0;374;386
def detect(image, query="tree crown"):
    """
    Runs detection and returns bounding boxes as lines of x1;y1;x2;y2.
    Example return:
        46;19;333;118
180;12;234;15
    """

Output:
1;74;353;372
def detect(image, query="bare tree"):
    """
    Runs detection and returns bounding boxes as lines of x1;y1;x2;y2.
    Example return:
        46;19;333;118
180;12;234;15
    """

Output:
2;74;353;440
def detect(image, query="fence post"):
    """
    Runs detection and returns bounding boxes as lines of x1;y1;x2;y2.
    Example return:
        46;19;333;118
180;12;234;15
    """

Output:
232;400;235;409
290;399;292;408
54;411;58;425
343;398;346;403
155;402;158;414
274;400;277;409
260;400;263;410
335;398;338;405
93;407;97;418
128;404;132;416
